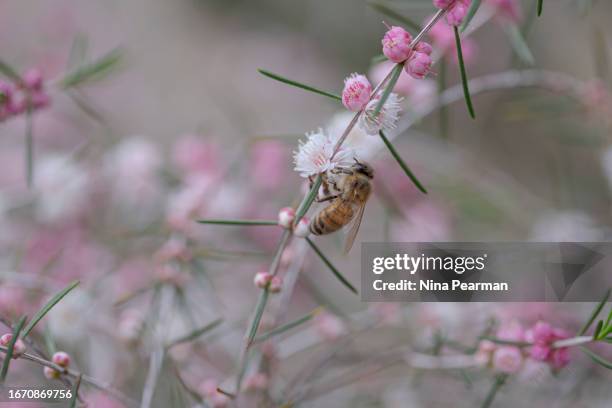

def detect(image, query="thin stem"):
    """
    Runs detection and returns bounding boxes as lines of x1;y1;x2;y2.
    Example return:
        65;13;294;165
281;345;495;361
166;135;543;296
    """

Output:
330;8;447;160
481;374;507;408
197;219;278;226
553;335;594;348
0;345;138;407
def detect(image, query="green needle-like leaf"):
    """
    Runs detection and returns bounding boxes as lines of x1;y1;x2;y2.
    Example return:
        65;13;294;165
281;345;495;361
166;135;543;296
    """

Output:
373;63;403;117
578;288;610;335
0;315;27;383
454;26;476;119
252;308;321;344
258;69;341;101
368;1;421;32
593;320;604;340
165;319;223;349
537;0;543;17
197;219;278;226
69;374;82;408
21;280;80;338
0;59;22;82
379;131;427;194
246;289;270;345
504;23;535;65
461;0;481;33
61;48;123;88
604;305;612;330
581;346;612;369
306;237;357;294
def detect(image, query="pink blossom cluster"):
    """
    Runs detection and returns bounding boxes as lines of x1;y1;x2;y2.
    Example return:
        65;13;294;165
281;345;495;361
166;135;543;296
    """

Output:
253;271;283;293
0;68;50;121
476;321;571;374
382;26;434;79
341;25;434;114
0;333;27;358
525;321;571;370
44;351;72;379
433;0;471;26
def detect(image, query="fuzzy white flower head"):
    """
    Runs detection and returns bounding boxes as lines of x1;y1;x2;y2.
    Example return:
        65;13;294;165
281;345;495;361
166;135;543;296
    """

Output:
293;128;355;178
358;93;403;136
327;111;383;162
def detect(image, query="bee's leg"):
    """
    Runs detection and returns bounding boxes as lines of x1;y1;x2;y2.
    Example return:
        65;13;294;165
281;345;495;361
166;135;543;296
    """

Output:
333;168;353;175
315;194;340;203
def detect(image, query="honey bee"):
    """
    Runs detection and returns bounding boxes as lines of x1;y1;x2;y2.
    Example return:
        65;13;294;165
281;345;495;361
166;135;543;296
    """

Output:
309;159;374;253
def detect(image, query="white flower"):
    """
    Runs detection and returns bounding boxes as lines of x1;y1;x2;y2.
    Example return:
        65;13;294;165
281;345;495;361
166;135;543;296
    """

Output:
35;155;90;223
358;93;403;136
529;210;602;242
327;111;383;162
292;128;355;178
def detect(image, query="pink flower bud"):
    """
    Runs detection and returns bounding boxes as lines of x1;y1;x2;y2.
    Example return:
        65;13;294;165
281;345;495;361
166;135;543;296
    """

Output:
492;346;523;374
382;26;413;63
293;217;310;238
253;271;272;289
278;207;296;229
31;91;51;109
243;372;269;392
446;1;469;26
474;339;496;366
313;312;346;341
199;379;230;408
0;333;26;358
0;81;14;104
496;321;525;343
268;276;283;293
405;52;432;79
433;0;455;7
44;366;61;379
433;0;471;26
529;343;551;362
527;321;554;344
52;351;71;368
23;68;44;90
342;73;372;111
479;339;497;353
549;347;570;370
415;42;433;56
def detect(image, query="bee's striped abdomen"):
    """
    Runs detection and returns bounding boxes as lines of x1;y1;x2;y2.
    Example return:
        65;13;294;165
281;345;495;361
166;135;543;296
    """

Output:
310;200;354;235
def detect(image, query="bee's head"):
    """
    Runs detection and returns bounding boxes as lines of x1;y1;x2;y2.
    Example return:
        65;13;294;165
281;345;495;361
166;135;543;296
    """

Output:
352;158;374;179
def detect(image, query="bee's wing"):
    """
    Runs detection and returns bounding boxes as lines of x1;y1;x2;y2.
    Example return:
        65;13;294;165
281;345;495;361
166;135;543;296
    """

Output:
343;201;367;254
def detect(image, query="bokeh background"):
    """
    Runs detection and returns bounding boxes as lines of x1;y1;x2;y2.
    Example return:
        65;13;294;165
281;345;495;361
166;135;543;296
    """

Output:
0;0;612;407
